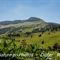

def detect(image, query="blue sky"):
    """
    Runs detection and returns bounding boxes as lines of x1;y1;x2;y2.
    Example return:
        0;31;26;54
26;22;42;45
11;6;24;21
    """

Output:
0;0;60;23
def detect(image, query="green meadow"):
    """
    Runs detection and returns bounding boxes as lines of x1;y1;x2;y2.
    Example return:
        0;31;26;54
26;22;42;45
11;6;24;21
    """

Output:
0;30;60;60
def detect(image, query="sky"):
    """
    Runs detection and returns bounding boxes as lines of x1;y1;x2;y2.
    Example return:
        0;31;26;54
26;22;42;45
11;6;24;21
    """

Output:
0;0;60;23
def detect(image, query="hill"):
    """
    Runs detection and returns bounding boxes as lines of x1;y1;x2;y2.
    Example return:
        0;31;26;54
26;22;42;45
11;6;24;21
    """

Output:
0;17;60;34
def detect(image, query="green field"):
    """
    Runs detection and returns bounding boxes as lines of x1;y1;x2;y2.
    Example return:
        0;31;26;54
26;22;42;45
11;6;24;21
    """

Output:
6;31;60;48
0;31;60;60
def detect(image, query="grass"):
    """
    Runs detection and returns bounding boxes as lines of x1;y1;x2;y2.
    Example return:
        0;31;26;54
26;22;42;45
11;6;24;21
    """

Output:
0;31;60;60
13;31;60;48
0;31;60;49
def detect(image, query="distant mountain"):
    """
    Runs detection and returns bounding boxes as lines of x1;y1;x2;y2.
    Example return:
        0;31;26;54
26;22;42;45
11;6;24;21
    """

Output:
26;17;44;22
0;17;60;34
0;20;22;25
0;17;44;25
47;22;60;30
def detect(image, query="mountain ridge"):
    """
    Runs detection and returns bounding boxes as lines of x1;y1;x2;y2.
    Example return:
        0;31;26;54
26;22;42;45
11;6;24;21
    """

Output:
0;17;60;34
0;17;45;25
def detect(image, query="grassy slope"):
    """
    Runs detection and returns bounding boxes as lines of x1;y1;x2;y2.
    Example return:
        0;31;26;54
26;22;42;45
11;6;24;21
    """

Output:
0;29;60;48
0;31;60;60
14;31;60;48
